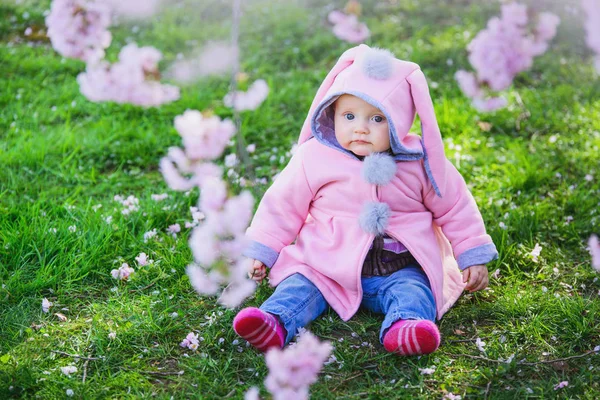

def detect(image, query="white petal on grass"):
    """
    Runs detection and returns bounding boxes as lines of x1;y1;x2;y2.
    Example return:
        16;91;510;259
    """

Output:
475;337;486;352
42;298;53;313
61;366;77;376
530;243;542;262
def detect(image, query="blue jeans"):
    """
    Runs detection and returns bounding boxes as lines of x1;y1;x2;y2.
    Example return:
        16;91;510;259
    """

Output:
260;265;436;344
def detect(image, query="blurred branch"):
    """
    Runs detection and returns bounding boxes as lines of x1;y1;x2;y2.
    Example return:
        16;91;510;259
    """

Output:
230;0;254;180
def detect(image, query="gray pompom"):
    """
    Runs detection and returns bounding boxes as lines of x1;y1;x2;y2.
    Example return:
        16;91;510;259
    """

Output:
359;202;390;235
361;152;397;185
361;48;395;80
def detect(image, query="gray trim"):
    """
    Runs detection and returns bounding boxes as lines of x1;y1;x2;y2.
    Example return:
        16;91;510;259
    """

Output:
456;243;499;270
421;136;442;198
243;241;279;268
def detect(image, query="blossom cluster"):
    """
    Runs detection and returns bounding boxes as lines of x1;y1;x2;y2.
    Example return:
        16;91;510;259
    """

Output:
582;0;600;73
186;189;255;307
455;2;560;111
160;110;257;308
160;110;233;190
327;7;369;44
77;43;180;107
111;262;134;280
167;42;239;84
114;194;139;215
264;331;333;400
45;0;112;63
223;79;269;112
180;332;200;351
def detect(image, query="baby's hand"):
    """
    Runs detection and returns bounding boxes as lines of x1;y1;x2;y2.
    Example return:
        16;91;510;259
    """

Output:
462;264;489;293
247;259;267;283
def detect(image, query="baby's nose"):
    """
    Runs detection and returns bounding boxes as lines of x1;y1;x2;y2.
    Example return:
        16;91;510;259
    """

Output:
354;121;369;134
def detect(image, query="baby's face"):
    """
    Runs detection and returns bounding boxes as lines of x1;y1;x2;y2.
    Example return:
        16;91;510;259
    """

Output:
333;94;390;157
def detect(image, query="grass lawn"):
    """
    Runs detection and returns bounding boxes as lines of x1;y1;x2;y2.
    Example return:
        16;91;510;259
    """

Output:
1;0;599;398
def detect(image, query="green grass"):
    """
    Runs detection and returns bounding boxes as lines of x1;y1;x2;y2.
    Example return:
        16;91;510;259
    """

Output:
1;0;600;398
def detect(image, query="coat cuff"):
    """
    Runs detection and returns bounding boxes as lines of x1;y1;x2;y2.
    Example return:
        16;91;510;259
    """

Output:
456;243;498;271
243;241;279;268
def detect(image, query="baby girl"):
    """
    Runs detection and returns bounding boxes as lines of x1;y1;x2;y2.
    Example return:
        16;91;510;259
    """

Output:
232;44;497;356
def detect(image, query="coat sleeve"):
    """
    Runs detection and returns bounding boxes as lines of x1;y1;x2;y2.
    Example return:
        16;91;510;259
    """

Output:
423;159;498;270
243;147;314;267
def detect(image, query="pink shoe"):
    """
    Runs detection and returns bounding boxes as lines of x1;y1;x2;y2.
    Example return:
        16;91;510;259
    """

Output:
233;307;286;352
383;319;440;356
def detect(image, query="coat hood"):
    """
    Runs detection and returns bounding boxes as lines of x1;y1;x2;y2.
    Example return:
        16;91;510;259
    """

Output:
298;44;447;197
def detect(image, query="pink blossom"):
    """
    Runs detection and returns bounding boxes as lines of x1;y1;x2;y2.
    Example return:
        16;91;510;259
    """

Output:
143;229;157;242
218;234;249;261
456;3;560;110
151;193;168;201
589;235;600;271
443;394;462;400
174;110;236;161
219;279;256;308
553;381;568;390
42;298;53;313
583;0;600;73
244;387;260;400
180;331;200;351
111;263;134;280
327;10;370;43
159;157;198;191
530;243;542;262
135;252;149;266
160;154;224;192
327;10;347;25
418;367;436;375
186;206;206;229
475;337;486;352
221;191;254;235
454;70;483;98
166;147;194;174
60;366;78;376
77;43;180;107
265;330;332;400
167;42;239;84
223;79;269;111
45;0;112;63
225;153;238;168
501;2;528;26
114;194;139;214
199;178;227;212
217;258;256;307
472;96;508;112
535;12;561;42
188;223;219;266
186;264;221;295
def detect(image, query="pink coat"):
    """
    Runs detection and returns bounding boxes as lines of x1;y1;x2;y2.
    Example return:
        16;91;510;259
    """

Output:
245;45;497;321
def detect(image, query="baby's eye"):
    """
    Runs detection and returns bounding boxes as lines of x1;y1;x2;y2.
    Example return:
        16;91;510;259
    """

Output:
372;115;385;123
344;113;355;121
